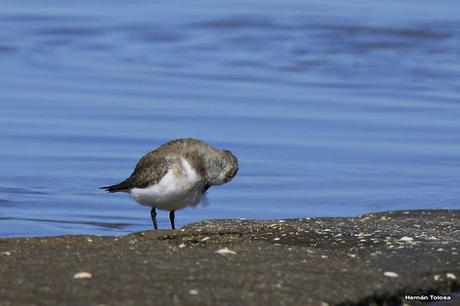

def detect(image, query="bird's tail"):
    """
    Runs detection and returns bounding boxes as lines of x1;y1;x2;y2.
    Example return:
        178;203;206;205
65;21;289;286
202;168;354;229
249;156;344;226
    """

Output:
100;181;130;193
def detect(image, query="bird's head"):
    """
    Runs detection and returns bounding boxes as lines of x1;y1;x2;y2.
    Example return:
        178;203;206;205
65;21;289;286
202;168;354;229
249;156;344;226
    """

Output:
221;150;238;183
207;149;238;186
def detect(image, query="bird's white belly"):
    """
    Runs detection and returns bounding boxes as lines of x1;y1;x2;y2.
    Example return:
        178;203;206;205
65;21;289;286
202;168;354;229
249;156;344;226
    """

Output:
129;158;204;210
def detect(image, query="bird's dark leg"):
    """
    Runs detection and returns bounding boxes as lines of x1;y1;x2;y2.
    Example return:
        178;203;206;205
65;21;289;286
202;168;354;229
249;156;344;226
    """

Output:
169;210;175;230
150;207;158;230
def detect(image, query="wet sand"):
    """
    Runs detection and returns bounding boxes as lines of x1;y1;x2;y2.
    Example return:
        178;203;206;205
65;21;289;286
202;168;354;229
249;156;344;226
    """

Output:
0;210;459;305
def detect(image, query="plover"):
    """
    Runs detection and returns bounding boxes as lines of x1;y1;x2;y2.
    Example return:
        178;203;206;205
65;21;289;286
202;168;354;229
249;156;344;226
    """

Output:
101;138;238;230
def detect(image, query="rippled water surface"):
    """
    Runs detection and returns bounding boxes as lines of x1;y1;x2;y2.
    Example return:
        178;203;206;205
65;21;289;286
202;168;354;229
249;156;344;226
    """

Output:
1;0;460;237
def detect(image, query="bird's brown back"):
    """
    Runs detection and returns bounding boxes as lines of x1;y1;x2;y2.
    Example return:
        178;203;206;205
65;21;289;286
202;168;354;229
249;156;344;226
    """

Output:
102;138;220;192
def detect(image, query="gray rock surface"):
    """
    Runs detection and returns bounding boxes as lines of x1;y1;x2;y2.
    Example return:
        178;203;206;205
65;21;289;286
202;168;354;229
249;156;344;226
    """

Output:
0;210;459;305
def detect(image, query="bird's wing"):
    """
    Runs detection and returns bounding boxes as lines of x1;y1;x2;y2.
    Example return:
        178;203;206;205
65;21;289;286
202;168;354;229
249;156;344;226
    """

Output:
101;153;171;192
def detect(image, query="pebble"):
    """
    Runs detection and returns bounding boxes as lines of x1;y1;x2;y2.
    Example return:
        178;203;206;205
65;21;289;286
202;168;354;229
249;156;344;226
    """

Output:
1;251;11;256
73;272;92;279
383;271;399;278
216;248;237;255
399;237;414;242
178;243;186;248
200;237;210;242
189;289;199;295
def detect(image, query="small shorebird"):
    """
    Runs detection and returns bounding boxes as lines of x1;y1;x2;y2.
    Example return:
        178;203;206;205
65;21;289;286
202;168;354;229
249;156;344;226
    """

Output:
101;138;238;230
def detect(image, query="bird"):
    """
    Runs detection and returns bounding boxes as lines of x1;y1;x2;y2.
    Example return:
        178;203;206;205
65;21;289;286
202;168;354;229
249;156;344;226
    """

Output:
101;138;238;230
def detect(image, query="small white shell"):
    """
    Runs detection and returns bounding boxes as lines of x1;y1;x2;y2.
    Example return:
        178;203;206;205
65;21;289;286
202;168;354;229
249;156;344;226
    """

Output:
73;272;92;279
383;271;399;278
216;247;237;255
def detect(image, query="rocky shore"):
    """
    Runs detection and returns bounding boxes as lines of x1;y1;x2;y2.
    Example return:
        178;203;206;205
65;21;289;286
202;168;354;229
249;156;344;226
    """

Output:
0;210;459;305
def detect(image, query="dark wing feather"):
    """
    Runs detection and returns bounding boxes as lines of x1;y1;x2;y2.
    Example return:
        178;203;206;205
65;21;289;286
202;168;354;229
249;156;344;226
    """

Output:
101;154;170;193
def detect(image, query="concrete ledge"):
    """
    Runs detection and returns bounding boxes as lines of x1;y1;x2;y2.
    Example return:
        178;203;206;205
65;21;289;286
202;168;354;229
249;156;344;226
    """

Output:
0;210;459;305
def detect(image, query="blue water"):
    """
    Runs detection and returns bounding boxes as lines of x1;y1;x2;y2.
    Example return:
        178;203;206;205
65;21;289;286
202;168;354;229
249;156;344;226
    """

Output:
1;0;460;237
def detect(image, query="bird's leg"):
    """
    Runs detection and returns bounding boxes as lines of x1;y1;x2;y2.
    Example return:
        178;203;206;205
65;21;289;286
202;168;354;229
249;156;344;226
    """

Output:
150;207;158;230
169;210;175;230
